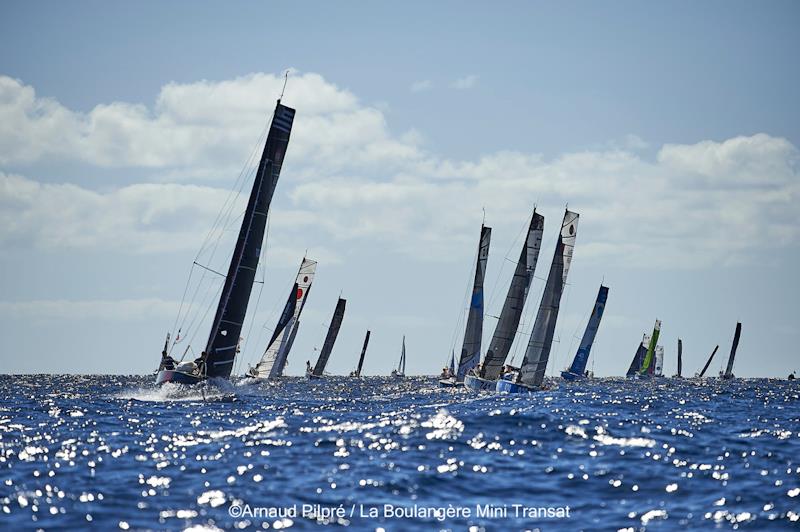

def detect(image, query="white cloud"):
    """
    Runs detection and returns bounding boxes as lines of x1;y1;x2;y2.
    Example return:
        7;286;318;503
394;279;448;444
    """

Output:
450;75;478;90
410;80;433;93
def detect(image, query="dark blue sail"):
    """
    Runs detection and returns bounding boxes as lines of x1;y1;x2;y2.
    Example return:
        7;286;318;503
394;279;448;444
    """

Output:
312;298;347;377
626;337;647;377
203;102;295;378
564;285;609;378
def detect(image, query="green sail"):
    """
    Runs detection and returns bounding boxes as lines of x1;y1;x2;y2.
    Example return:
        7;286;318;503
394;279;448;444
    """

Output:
639;319;661;375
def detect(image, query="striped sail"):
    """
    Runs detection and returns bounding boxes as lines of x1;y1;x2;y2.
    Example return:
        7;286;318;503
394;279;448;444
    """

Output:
638;320;661;375
566;285;609;376
455;225;492;381
251;257;317;378
518;210;579;388
481;211;544;380
312;298;346;377
203;102;295;378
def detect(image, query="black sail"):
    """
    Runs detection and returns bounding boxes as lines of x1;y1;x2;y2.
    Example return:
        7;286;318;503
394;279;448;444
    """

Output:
312;298;347;376
699;345;719;378
204;101;295;378
723;322;742;378
355;330;371;377
677;338;683;377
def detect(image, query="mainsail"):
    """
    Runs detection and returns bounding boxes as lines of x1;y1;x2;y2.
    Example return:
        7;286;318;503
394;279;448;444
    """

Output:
353;330;371;377
677;338;683;377
723;322;742;378
565;285;609;377
638;320;661;376
698;345;719;378
654;345;664;376
518;210;579;388
397;335;407;376
480;211;544;380
455;225;492;380
251;257;317;378
626;334;650;377
201;101;295;379
311;298;346;377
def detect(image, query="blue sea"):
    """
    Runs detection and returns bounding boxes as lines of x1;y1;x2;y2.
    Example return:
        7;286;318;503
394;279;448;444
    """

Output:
1;375;798;530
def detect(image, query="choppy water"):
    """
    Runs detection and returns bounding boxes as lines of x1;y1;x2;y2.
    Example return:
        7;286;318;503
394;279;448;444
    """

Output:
0;375;798;530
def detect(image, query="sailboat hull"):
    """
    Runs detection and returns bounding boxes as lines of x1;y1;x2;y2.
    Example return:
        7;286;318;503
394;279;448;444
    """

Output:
495;378;541;394
438;378;462;388
560;370;587;381
155;369;204;386
463;374;495;391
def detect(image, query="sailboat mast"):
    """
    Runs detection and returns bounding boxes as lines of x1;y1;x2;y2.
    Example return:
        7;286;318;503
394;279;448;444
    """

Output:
355;330;370;377
203;101;295;379
723;322;742;378
699;345;719;377
677;338;683;377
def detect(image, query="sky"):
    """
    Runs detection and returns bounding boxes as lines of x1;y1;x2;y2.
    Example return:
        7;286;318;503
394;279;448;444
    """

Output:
0;1;798;378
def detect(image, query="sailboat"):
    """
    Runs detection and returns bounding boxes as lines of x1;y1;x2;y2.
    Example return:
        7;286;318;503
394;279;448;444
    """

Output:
561;285;609;381
439;224;492;387
246;257;317;380
626;333;651;378
464;210;544;391
307;298;346;379
391;335;406;379
156;100;296;385
673;338;683;378
350;330;371;377
497;209;579;393
696;344;719;378
635;320;661;379
654;345;665;377
720;322;742;380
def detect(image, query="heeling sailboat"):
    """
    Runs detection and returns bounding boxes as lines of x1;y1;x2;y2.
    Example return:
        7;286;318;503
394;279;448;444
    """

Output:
497;209;579;393
391;336;406;379
720;322;742;380
626;334;651;378
463;210;544;392
561;285;609;381
697;344;719;378
156;100;295;385
246;257;317;380
307;297;346;379
440;224;492;387
636;320;661;379
350;330;371;377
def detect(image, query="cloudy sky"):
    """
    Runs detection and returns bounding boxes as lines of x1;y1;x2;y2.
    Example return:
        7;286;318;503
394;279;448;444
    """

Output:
1;1;798;377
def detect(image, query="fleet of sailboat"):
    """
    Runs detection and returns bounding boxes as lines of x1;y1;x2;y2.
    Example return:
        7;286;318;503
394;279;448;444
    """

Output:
152;90;748;387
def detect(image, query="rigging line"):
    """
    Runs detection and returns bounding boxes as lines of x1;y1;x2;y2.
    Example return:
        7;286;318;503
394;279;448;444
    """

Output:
486;212;529;312
193;261;227;278
169;263;195;347
448;231;480;362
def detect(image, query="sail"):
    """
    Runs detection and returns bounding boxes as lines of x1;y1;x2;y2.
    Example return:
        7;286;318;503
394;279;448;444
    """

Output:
677;338;683;377
448;350;455;374
354;330;370;377
699;345;719;377
654;346;664;376
723;322;742;378
481;211;545;380
276;319;300;376
251;257;317;378
455;225;492;380
203;101;295;378
398;335;406;375
312;298;346;376
626;334;650;377
638;320;661;375
518;210;579;387
566;285;609;376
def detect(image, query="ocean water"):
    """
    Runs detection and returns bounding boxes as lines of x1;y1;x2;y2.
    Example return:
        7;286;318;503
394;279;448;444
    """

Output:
0;375;798;531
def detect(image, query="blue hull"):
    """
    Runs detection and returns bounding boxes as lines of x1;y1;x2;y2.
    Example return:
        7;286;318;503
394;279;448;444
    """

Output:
463;374;496;391
155;369;204;385
561;371;586;381
495;379;540;394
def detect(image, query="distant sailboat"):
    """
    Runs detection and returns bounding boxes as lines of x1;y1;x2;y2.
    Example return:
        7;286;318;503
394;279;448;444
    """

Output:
673;338;683;378
307;298;346;379
637;320;662;379
350;330;371;377
440;224;491;387
464;210;544;391
561;285;609;381
654;345;664;377
497;209;579;393
697;345;719;378
156;100;295;385
626;333;651;378
247;257;316;380
391;336;406;379
720;322;742;380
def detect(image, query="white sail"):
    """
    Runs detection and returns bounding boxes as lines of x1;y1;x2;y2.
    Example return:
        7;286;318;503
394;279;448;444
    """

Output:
518;210;579;388
251;258;316;378
654;345;664;376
